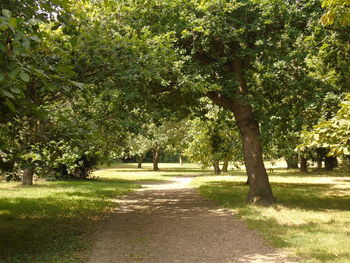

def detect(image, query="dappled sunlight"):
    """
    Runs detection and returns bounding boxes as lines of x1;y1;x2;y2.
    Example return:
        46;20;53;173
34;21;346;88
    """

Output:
0;178;138;262
88;173;292;263
195;170;350;262
237;252;296;263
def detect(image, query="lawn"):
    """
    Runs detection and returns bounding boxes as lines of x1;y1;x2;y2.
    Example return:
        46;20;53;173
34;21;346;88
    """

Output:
0;173;138;263
1;163;349;263
192;168;350;263
0;162;208;263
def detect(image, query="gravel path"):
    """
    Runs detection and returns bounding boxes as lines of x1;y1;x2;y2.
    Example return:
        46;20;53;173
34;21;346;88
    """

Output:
87;177;296;263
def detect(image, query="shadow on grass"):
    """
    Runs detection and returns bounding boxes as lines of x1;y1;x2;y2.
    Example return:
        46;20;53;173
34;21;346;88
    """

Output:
198;180;350;261
199;181;350;211
0;178;137;263
268;168;350;178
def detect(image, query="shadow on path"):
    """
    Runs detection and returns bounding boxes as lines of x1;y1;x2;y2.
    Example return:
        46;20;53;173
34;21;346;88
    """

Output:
87;178;296;263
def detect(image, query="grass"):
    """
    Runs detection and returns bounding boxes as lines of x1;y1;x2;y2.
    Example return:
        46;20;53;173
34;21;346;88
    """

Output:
0;175;138;263
1;162;350;263
0;162;207;263
192;168;350;263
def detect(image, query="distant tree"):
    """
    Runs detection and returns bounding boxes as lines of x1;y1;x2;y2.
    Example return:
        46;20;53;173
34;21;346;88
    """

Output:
184;105;243;174
299;93;350;159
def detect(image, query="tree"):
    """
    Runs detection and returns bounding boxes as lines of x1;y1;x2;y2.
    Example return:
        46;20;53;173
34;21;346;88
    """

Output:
299;93;350;158
114;0;334;204
184;104;242;174
322;0;350;25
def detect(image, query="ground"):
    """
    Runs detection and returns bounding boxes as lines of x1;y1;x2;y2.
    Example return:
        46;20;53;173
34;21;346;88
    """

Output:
87;175;295;263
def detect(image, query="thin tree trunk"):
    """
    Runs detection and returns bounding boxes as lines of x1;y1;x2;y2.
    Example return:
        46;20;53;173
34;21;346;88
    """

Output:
22;167;34;185
222;160;229;173
136;155;144;169
213;162;221;175
285;155;299;169
179;154;183;166
152;148;160;171
325;156;337;171
300;157;308;173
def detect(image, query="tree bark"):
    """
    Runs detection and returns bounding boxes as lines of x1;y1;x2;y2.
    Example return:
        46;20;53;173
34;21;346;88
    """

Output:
213;161;221;175
22;167;34;185
325;156;337;171
206;58;275;205
152;148;160;171
300;157;308;173
207;95;275;205
179;154;183;166
136;155;144;169
222;160;229;173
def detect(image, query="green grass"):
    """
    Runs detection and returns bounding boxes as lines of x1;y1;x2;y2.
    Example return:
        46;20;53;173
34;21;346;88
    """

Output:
2;163;349;263
192;169;350;263
0;162;208;263
0;177;138;263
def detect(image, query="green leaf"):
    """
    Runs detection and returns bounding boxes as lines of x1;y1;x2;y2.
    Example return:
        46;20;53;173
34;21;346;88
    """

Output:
70;36;78;47
1;89;15;99
8;17;17;28
23;38;30;49
29;36;41;42
28;18;41;25
4;98;16;112
20;71;30;82
51;23;61;31
10;86;21;94
2;9;11;18
9;68;20;79
0;74;4;81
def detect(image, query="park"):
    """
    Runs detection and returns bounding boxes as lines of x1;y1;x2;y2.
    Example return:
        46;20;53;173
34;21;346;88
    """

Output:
0;0;350;262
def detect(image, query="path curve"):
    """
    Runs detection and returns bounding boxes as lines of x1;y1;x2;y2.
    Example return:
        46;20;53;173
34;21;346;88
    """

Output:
87;177;296;263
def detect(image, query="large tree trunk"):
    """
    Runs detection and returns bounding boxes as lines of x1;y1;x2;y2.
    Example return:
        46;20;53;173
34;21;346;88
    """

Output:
300;157;308;173
207;99;275;205
152;148;160;171
213;161;221;175
325;156;337;171
222;160;229;173
22;167;34;185
285;154;299;169
206;59;275;205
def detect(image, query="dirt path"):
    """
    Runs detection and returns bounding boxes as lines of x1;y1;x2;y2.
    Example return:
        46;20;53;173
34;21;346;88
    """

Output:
87;177;295;263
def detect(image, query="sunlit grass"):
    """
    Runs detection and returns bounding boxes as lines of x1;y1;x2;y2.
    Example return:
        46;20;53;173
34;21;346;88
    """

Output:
94;162;212;182
0;178;138;263
2;163;349;263
0;162;209;263
192;169;350;263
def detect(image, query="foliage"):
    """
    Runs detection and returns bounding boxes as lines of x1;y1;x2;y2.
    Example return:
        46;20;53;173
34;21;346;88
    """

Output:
321;0;350;25
299;93;350;156
184;104;242;167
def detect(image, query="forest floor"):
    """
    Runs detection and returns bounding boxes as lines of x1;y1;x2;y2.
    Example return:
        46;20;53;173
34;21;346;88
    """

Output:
86;174;295;263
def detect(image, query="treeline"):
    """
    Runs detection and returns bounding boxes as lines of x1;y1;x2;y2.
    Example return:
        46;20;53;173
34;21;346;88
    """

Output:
0;0;349;205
